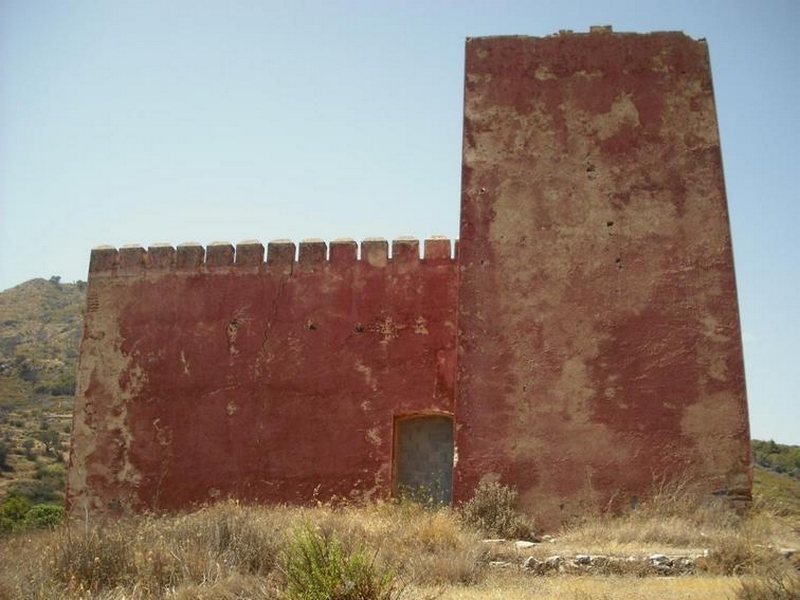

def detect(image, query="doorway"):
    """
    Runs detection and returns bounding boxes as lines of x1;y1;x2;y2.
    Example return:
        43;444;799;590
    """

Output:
393;415;454;505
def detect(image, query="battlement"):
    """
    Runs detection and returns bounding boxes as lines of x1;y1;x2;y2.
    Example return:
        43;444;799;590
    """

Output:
88;236;458;277
68;30;750;527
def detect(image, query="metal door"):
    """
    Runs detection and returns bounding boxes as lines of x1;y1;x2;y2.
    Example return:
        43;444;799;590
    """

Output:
394;415;454;504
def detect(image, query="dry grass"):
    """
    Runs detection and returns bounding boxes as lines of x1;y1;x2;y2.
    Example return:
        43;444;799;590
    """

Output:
420;571;740;600
558;479;741;550
0;500;482;599
0;486;797;599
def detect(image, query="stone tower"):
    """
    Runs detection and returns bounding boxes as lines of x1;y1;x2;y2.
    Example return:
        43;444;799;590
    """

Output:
454;29;750;525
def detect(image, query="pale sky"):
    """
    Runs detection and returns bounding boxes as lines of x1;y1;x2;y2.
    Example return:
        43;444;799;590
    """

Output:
1;1;797;444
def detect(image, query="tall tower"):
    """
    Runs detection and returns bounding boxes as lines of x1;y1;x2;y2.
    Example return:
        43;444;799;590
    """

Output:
455;29;750;526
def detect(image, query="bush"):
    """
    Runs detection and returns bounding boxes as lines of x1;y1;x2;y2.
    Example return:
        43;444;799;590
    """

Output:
0;496;30;533
8;477;63;505
281;523;400;600
0;441;9;470
21;438;35;460
703;534;777;576
201;502;281;575
737;569;800;600
459;480;534;539
52;527;133;592
23;504;63;529
0;497;63;533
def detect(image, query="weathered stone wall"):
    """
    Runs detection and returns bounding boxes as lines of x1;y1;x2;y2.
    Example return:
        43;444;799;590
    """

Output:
68;29;751;527
66;238;457;514
455;30;750;527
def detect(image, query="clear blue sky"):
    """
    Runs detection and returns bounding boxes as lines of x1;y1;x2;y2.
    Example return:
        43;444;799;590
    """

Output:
1;1;797;444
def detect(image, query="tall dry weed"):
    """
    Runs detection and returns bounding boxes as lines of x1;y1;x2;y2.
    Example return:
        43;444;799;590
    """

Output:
459;480;534;539
737;568;800;600
388;503;486;585
297;500;486;586
562;477;743;549
52;524;134;593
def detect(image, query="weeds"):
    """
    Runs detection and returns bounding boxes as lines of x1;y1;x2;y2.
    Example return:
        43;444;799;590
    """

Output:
703;534;776;575
561;477;742;549
280;523;400;600
737;568;800;600
459;480;534;539
52;526;133;593
0;481;796;599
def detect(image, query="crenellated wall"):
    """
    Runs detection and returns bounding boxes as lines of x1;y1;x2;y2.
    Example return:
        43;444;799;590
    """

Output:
68;28;752;528
87;236;458;276
67;237;458;514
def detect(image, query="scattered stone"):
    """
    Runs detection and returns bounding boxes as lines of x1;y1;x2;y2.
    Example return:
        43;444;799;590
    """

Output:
515;540;536;550
648;554;674;573
522;556;545;574
675;557;696;573
648;553;671;564
500;552;702;577
589;555;610;568
545;555;563;569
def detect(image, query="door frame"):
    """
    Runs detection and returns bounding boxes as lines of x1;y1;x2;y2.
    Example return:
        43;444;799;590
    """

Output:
391;411;455;504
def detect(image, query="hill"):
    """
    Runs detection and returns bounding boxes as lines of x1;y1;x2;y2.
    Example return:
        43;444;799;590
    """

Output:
0;277;85;400
0;278;86;505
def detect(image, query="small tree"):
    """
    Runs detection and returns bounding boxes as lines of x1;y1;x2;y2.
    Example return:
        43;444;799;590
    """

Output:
36;428;62;459
0;441;10;470
22;438;36;460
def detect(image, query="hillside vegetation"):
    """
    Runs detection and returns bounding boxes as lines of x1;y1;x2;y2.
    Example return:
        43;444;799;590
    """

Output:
0;278;84;514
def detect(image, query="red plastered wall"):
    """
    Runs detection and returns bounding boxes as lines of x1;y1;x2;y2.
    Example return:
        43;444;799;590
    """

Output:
67;238;457;513
455;31;751;528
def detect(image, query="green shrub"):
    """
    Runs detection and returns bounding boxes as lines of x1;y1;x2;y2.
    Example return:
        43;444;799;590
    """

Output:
281;524;400;600
23;503;63;529
8;477;63;505
459;480;534;539
21;438;35;460
0;441;9;470
752;439;800;480
0;496;30;533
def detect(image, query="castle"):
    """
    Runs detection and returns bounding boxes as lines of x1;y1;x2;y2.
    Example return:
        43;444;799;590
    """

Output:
66;28;751;528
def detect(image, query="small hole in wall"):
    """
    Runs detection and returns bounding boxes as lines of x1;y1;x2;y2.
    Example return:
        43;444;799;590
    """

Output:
307;320;317;331
615;257;623;270
355;323;364;333
606;221;614;227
